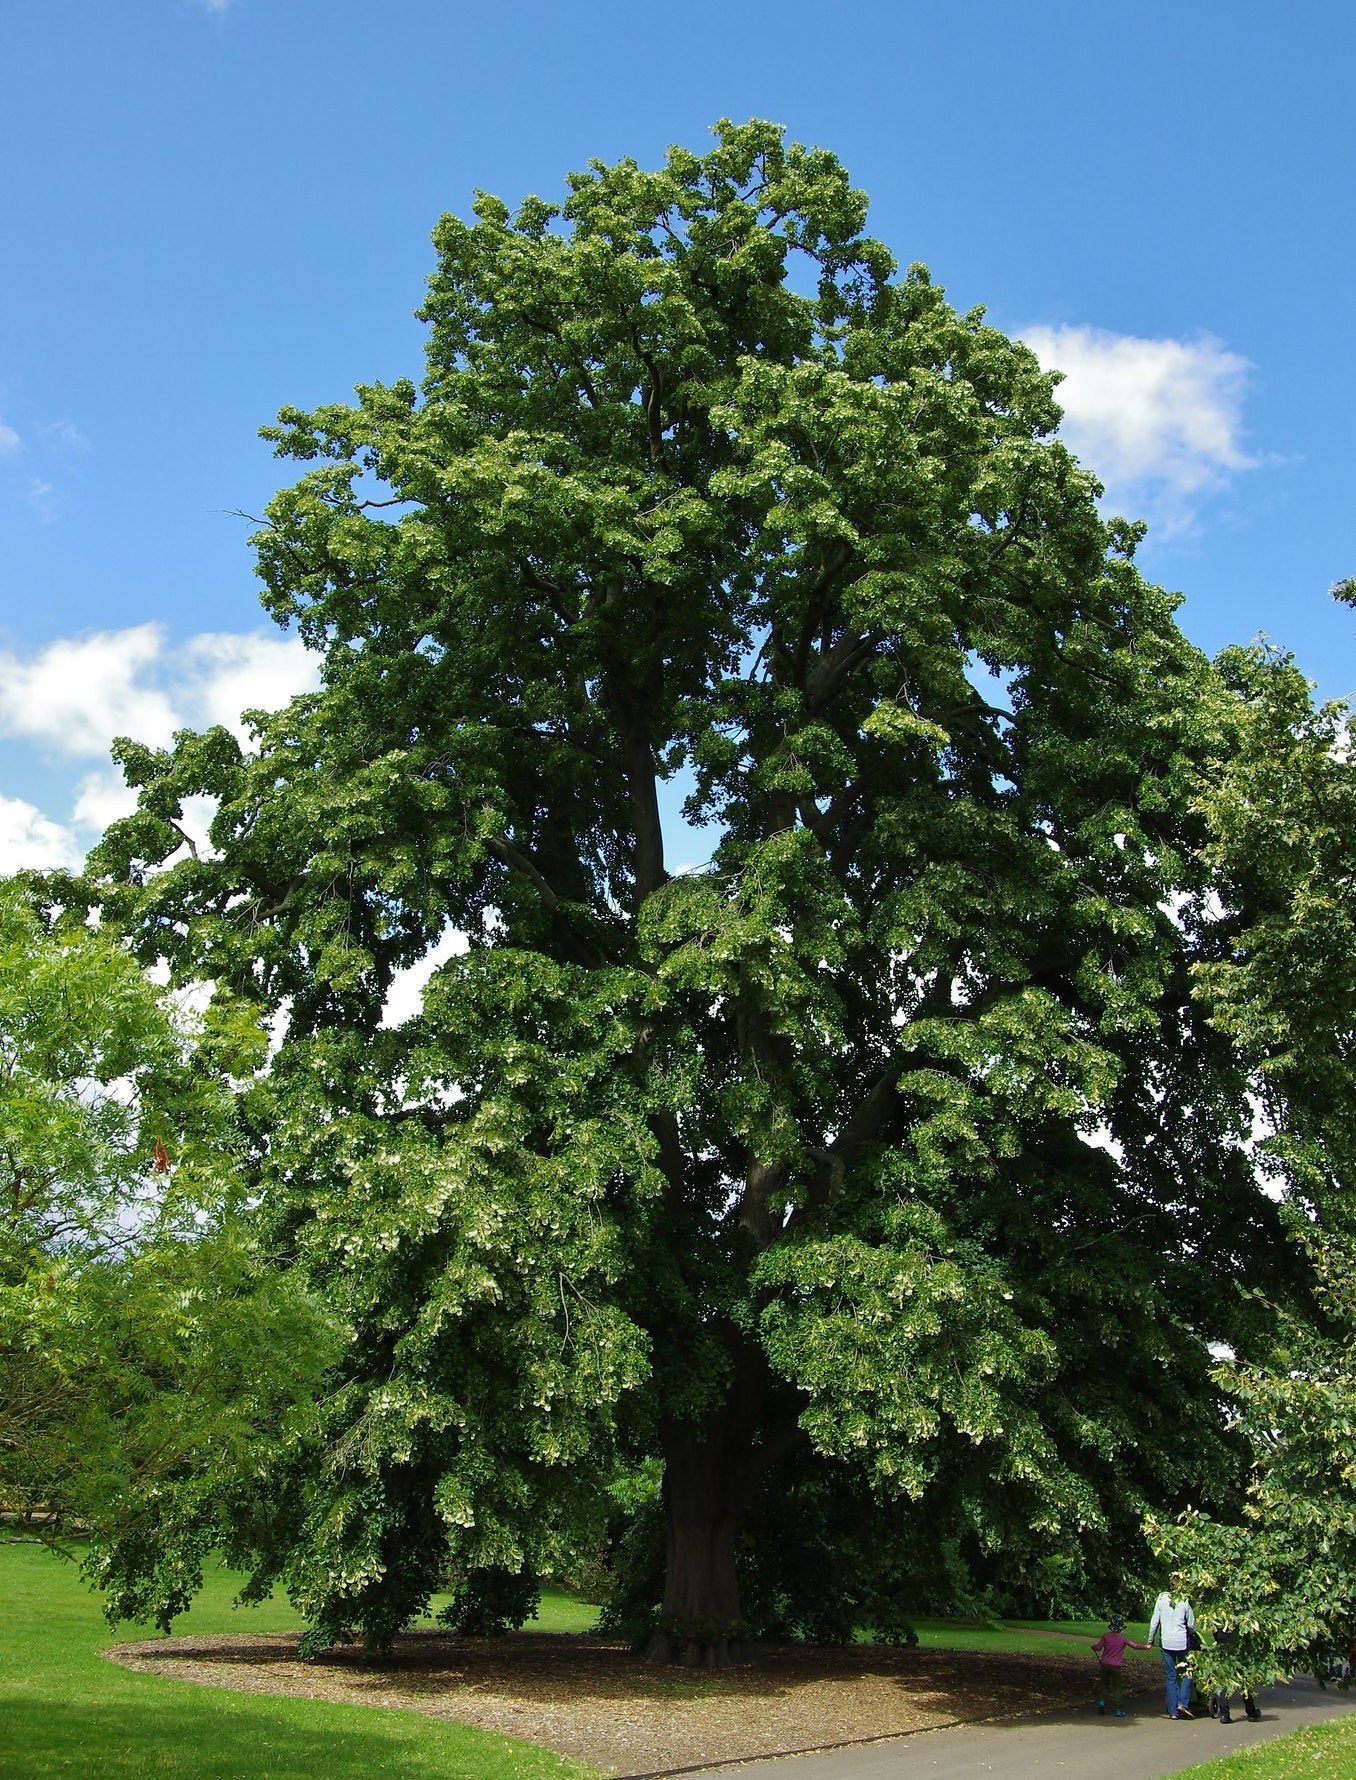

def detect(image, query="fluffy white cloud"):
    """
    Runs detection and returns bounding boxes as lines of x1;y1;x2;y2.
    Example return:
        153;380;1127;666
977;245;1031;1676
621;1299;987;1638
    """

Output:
1021;324;1256;531
173;794;222;859
181;631;322;736
0;623;321;761
0;794;81;873
0;623;322;873
71;769;141;832
0;624;180;755
0;417;18;454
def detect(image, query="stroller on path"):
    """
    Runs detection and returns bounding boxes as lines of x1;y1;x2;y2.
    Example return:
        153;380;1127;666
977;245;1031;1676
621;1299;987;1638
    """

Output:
1209;1626;1262;1724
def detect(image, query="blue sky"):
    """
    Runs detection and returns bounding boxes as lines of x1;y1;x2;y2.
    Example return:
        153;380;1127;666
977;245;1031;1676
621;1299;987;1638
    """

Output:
1;0;1352;870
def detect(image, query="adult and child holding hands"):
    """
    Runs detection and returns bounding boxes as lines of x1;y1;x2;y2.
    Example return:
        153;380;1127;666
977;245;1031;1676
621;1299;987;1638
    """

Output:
1090;1572;1261;1724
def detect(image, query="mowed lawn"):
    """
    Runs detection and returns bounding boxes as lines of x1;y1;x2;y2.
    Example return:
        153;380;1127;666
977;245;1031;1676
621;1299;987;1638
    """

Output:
0;1544;1153;1779
911;1613;1164;1663
7;1540;1352;1780
0;1541;599;1780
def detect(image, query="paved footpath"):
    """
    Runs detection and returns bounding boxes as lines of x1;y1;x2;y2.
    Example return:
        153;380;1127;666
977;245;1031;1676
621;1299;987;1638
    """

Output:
695;1677;1356;1780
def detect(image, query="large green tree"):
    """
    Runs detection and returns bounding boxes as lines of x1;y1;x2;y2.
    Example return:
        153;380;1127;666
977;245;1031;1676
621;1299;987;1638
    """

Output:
90;122;1293;1663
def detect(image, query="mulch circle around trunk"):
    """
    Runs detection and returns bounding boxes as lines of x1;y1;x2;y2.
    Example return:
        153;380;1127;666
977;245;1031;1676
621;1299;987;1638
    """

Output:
106;1629;1157;1775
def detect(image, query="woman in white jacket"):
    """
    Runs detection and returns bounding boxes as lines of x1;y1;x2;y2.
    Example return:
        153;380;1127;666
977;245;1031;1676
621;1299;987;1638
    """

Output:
1148;1576;1197;1719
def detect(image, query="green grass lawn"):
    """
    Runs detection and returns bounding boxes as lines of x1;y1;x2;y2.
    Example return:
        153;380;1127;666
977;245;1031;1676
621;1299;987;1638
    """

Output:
0;1538;1177;1780
0;1540;599;1780
908;1614;1161;1665
1169;1713;1356;1778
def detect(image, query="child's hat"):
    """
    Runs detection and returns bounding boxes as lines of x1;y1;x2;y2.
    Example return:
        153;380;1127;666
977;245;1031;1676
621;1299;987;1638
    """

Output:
1110;1616;1126;1632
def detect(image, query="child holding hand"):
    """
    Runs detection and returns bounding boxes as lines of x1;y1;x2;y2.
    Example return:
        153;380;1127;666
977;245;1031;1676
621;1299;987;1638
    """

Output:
1093;1616;1151;1716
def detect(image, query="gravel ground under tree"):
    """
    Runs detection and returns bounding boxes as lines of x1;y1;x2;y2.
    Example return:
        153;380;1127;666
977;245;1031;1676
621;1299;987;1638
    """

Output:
107;1630;1154;1774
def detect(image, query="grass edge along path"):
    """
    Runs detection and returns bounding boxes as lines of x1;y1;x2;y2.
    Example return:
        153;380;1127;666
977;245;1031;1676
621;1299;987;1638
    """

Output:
0;1541;599;1780
1168;1710;1356;1780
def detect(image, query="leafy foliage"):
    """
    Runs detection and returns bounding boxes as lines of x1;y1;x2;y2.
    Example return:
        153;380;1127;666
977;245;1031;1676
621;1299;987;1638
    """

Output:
84;121;1296;1655
1153;640;1356;1691
0;877;333;1577
437;1565;543;1638
1191;642;1356;1207
1157;1220;1356;1695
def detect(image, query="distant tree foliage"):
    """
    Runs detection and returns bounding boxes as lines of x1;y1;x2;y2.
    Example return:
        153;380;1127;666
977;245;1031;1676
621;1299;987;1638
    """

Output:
0;877;333;1590
87;122;1301;1662
1155;638;1356;1691
1159;1220;1356;1696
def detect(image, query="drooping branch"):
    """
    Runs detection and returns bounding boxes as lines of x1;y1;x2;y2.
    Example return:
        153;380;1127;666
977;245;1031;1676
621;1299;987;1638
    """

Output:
483;833;608;969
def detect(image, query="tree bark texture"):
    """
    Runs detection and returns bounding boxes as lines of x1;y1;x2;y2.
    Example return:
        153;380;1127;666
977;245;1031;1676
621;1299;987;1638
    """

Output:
641;1322;813;1665
647;1417;746;1666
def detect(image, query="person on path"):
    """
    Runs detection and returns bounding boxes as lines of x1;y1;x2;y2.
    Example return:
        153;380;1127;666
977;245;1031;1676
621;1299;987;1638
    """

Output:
1092;1616;1150;1716
1148;1576;1197;1719
1209;1626;1261;1724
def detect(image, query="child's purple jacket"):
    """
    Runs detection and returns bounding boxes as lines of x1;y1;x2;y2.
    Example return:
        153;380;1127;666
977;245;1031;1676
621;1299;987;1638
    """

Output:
1092;1631;1148;1666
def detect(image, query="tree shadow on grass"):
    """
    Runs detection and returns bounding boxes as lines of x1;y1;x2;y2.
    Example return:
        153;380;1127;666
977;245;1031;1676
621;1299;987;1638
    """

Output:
117;1631;1089;1707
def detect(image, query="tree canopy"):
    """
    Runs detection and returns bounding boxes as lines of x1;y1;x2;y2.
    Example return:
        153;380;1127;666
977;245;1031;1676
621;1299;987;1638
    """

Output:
87;120;1299;1662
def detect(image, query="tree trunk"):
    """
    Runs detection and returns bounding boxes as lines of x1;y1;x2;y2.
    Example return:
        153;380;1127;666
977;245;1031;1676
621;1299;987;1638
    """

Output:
645;1419;746;1667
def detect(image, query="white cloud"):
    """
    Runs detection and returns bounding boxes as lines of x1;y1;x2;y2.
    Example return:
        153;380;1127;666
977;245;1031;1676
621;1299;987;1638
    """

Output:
0;623;321;762
0;794;82;873
0;417;18;454
0;623;322;869
381;926;470;1028
180;632;321;737
175;794;222;859
71;769;141;832
1021;324;1256;532
0;624;180;756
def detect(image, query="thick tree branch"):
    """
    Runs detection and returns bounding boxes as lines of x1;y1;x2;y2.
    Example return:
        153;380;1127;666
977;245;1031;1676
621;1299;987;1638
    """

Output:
791;1064;901;1231
804;628;884;712
623;729;667;902
484;833;608;968
735;981;800;1249
630;1020;689;1204
600;654;668;905
792;544;854;688
519;562;577;628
